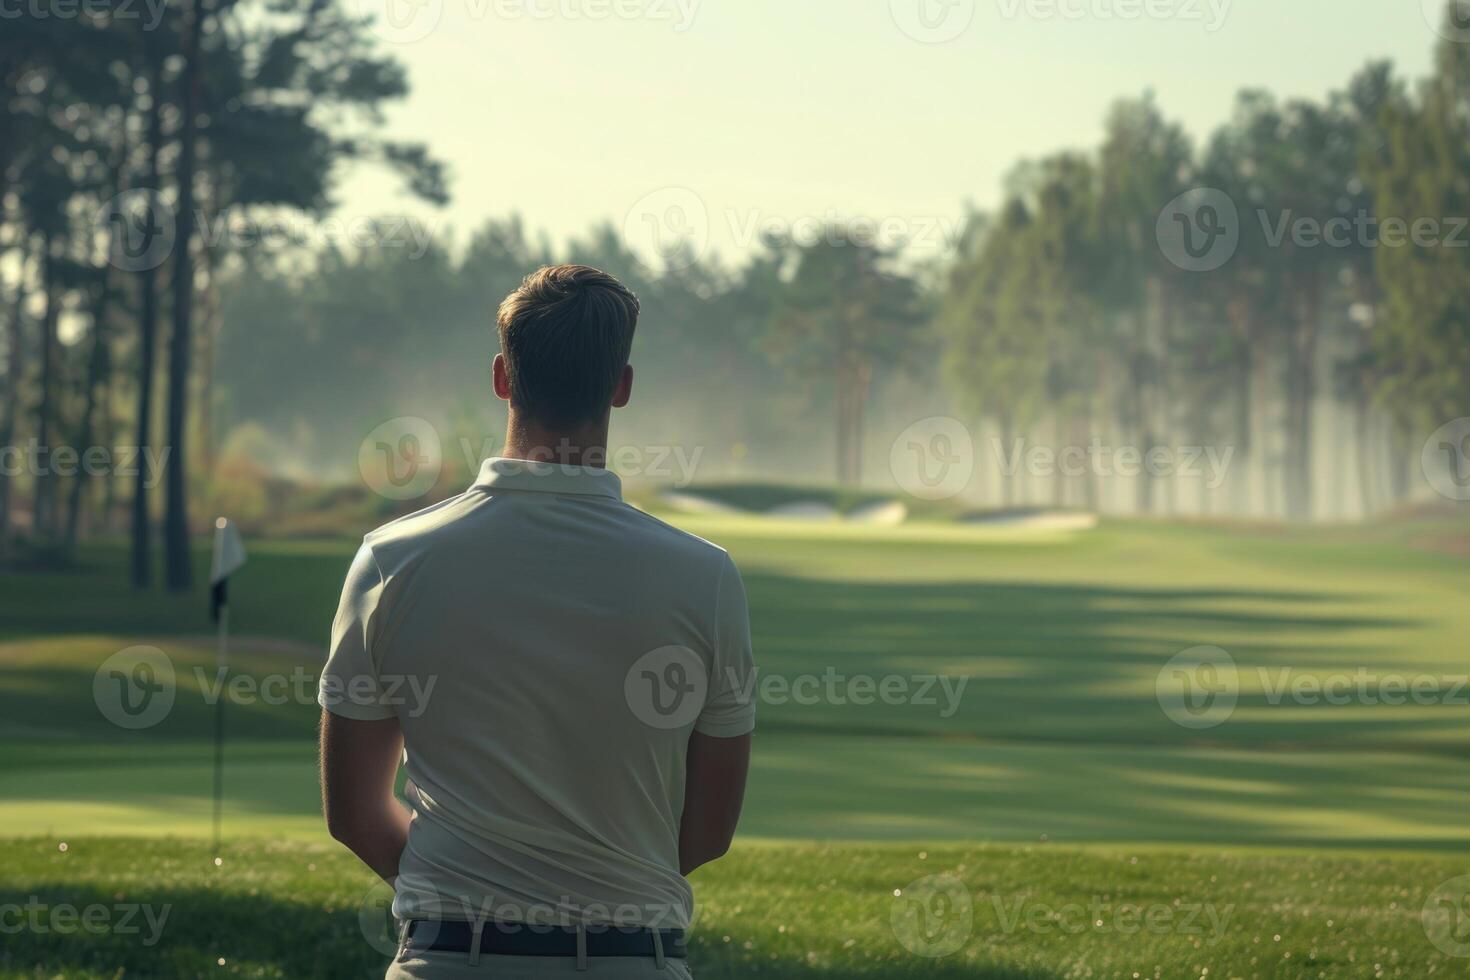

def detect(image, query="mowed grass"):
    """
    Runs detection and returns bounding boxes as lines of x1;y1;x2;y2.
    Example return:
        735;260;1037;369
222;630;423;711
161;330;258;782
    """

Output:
3;510;1470;976
3;513;1470;847
4;836;1466;979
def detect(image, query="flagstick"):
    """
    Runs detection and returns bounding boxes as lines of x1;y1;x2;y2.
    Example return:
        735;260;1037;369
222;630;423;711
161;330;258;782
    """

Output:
208;516;246;865
212;602;228;860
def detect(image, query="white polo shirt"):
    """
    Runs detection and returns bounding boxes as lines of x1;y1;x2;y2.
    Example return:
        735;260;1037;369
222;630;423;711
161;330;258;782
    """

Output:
320;457;755;929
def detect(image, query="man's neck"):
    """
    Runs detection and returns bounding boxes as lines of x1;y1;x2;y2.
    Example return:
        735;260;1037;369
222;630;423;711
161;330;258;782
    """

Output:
501;414;611;469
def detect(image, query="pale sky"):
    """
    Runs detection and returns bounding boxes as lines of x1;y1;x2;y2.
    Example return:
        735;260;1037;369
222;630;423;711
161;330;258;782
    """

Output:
335;0;1443;267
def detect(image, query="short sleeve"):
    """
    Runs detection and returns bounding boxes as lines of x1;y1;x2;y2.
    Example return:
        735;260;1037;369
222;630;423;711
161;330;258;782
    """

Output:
696;553;756;738
319;541;396;720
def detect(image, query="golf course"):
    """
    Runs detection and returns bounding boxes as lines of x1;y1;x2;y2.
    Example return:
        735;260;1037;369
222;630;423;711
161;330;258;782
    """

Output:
3;505;1469;978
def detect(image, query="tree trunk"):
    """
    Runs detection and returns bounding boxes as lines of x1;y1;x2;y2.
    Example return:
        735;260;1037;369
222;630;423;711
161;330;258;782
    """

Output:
1388;424;1412;506
65;271;114;554
1073;415;1097;511
1232;349;1252;518
1284;281;1320;523
33;237;59;541
132;60;165;588
1133;302;1156;515
1353;394;1375;519
0;247;27;556
849;358;871;487
164;0;205;591
999;413;1015;507
1052;415;1066;508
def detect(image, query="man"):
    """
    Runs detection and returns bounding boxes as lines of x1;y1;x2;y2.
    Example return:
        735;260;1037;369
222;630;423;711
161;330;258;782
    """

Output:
319;265;754;978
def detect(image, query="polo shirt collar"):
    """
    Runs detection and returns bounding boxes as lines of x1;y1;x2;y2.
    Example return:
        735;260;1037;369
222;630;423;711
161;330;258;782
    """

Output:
472;456;623;501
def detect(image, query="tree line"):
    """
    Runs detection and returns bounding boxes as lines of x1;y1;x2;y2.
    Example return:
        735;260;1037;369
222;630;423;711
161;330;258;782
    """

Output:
5;5;1470;590
0;0;444;588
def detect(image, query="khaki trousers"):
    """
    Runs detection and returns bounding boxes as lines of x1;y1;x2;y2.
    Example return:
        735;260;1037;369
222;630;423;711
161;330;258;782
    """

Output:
385;949;695;979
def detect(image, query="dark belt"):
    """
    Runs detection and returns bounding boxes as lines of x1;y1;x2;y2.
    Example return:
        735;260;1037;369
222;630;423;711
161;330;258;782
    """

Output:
403;919;687;959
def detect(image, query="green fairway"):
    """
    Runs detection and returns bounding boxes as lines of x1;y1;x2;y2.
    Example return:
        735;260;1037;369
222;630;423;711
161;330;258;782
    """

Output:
2;836;1465;979
3;511;1470;976
3;513;1469;848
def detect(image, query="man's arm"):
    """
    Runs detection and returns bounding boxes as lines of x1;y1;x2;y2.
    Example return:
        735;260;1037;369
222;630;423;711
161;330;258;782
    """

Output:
678;731;751;875
319;710;411;882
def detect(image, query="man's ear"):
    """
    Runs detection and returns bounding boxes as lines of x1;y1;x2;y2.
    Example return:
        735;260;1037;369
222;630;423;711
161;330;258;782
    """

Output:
611;364;634;409
492;353;511;402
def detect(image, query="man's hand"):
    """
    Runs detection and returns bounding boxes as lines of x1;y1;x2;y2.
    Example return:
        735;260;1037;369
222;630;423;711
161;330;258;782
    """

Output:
678;731;751;875
319;710;411;881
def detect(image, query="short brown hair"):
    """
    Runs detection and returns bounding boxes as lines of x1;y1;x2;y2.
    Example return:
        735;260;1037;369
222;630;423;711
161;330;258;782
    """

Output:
496;265;640;427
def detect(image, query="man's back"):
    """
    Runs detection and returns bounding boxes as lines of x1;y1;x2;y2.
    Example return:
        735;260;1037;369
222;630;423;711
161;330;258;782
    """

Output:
321;457;755;929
